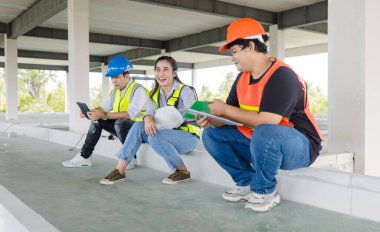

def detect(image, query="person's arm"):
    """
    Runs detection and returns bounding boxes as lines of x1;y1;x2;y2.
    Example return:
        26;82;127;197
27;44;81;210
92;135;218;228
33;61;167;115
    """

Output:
143;115;157;136
100;96;112;112
179;86;224;128
179;86;197;110
196;100;274;129
197;74;241;128
88;106;124;121
144;98;157;117
87;107;106;121
143;98;158;136
209;67;300;128
208;100;282;128
86;95;113;121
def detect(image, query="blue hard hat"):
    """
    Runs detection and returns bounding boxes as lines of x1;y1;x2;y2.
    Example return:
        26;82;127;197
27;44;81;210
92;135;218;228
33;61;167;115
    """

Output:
105;56;133;77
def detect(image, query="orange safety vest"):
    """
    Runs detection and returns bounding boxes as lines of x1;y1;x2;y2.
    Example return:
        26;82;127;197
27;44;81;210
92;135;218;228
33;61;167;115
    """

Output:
236;58;324;140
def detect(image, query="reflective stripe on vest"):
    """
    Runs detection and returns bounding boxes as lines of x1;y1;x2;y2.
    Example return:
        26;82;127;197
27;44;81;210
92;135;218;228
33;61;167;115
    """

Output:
111;80;149;122
151;84;201;137
236;59;323;140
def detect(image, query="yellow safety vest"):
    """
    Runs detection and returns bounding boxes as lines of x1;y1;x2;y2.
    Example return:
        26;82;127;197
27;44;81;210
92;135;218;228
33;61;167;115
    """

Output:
111;80;149;121
151;84;201;137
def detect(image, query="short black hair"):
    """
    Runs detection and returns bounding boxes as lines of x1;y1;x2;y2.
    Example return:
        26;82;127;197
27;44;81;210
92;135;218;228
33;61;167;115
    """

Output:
226;34;269;54
122;71;130;77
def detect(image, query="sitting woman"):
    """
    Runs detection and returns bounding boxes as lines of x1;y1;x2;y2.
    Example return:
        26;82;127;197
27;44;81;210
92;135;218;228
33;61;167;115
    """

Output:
100;56;200;185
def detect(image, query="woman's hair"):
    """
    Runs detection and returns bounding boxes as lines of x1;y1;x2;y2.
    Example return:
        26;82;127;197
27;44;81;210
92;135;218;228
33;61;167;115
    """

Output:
150;56;183;99
226;34;269;54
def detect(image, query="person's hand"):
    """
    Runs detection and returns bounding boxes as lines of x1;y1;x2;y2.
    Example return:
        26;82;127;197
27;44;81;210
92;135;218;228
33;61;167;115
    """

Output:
196;116;211;129
87;109;103;121
144;115;157;137
208;99;226;116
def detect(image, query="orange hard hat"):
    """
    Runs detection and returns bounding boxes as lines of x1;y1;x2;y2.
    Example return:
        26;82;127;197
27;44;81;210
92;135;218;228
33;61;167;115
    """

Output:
219;18;267;52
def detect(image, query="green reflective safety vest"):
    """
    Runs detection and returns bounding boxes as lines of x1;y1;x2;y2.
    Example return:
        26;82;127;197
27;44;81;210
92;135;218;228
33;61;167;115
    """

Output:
151;83;201;136
111;80;149;121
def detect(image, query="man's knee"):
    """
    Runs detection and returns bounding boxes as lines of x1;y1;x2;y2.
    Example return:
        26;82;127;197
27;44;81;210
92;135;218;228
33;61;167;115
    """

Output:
113;119;123;136
114;119;132;131
114;119;128;128
202;127;218;144
251;124;276;145
202;128;228;160
90;121;102;130
251;124;283;159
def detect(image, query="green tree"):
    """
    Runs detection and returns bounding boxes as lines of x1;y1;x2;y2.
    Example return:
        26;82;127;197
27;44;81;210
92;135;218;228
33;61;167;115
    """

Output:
215;71;235;101
18;69;57;112
18;69;55;100
90;85;102;108
47;81;65;112
306;81;328;115
199;85;215;102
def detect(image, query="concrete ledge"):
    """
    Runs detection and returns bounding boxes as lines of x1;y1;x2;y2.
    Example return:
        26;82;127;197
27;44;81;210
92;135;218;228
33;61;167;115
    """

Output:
351;175;380;221
0;185;59;232
136;145;235;187
311;152;354;172
1;122;380;222
277;169;352;215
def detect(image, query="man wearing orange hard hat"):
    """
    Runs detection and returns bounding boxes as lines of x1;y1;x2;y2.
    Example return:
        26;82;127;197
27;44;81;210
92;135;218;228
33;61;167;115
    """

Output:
197;18;323;212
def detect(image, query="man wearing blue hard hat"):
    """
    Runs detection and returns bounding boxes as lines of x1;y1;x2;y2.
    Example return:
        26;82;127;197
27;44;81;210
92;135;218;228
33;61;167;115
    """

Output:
62;56;149;168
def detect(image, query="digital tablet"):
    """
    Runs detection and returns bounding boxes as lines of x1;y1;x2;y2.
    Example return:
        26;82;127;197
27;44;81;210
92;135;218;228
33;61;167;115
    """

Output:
76;102;90;119
179;108;243;126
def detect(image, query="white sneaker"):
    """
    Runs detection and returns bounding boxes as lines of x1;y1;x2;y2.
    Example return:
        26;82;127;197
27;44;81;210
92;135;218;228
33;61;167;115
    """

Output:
125;157;137;170
245;190;281;212
222;185;253;202
62;153;93;168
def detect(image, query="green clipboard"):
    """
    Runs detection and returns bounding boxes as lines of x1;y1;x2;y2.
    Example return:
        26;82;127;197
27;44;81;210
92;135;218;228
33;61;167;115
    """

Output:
183;101;211;120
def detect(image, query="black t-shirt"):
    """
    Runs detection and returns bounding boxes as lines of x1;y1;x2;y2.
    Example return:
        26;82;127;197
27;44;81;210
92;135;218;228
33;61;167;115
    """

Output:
226;65;322;165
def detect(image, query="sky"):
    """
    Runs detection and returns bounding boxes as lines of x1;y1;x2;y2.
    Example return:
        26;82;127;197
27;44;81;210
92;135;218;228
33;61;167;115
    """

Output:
178;52;328;96
53;52;328;97
285;53;328;95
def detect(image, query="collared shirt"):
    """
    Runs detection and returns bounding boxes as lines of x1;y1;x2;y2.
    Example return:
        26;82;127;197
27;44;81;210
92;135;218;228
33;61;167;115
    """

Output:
145;80;196;118
101;79;147;120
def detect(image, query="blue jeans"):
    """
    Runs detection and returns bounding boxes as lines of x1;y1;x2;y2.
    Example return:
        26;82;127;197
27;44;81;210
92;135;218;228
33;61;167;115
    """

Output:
202;124;310;194
81;119;134;158
117;122;199;171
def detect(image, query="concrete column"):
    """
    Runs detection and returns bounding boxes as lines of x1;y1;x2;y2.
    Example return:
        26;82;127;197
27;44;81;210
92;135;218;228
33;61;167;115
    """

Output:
4;34;18;121
64;71;69;113
101;64;110;102
67;0;90;133
191;69;198;92
268;24;285;60
328;0;380;176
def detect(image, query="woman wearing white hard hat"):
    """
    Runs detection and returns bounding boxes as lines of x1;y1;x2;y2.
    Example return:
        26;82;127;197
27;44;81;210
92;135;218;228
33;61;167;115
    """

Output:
100;56;200;185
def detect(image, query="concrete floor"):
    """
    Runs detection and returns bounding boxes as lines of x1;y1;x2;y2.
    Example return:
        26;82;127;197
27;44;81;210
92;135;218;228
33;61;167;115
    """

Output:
0;134;379;232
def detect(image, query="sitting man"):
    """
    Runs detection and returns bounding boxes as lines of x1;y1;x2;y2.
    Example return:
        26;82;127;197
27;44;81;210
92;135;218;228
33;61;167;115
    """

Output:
197;18;323;212
62;56;149;168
